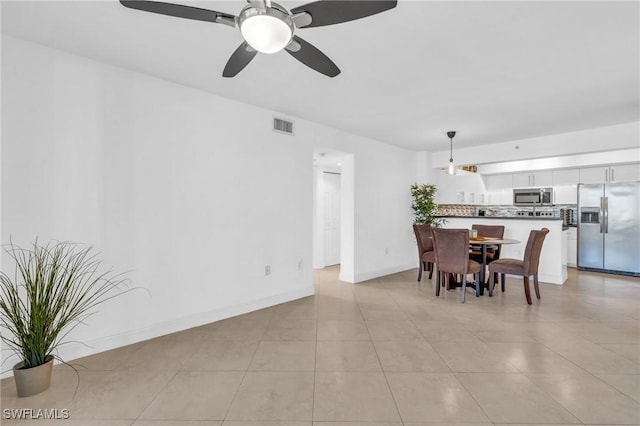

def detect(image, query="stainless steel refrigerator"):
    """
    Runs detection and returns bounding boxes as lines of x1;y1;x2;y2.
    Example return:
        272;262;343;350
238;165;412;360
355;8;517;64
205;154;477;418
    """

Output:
578;182;640;276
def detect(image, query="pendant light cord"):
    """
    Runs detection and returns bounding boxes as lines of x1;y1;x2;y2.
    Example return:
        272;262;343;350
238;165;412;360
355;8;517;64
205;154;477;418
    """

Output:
449;135;453;162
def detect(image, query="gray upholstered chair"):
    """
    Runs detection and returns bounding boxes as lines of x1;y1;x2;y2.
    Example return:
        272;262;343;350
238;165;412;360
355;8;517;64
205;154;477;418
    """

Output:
413;224;435;281
488;228;549;304
432;228;482;303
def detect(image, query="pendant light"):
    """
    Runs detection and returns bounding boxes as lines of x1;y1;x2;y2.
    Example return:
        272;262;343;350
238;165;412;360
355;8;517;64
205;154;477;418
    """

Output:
446;131;457;175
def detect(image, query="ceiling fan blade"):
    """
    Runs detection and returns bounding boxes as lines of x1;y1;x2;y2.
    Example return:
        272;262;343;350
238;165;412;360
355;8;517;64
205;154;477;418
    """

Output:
285;36;340;77
290;0;397;28
120;1;236;26
223;42;258;77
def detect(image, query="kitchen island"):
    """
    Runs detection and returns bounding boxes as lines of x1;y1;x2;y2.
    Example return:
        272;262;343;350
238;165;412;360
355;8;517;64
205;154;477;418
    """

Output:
438;216;567;285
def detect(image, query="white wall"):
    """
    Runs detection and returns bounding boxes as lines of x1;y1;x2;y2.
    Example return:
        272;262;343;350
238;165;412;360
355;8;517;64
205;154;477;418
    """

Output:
431;121;640;169
1;36;315;368
301;127;417;282
339;154;356;283
351;140;417;281
1;37;418;369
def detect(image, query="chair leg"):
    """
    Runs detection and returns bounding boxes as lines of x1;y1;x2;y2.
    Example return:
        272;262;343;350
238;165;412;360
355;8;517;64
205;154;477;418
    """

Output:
501;273;506;292
450;273;459;290
476;272;481;297
435;271;441;296
489;272;495;297
533;274;541;300
523;276;532;305
428;262;434;280
461;275;467;303
417;262;423;282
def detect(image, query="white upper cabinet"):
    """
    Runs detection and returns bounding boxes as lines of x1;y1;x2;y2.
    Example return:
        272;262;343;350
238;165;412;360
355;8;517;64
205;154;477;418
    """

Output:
511;173;530;188
484;174;513;205
579;164;640;184
552;169;579;205
552;169;580;186
553;186;577;205
485;174;513;191
610;164;640;183
512;171;553;188
579;166;609;184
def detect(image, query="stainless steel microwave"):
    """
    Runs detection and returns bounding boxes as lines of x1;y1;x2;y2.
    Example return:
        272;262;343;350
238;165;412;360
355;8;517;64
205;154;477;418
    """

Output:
513;188;553;206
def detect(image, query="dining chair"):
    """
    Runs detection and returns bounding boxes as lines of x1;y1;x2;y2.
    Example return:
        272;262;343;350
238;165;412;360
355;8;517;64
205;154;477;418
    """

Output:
432;228;482;303
487;228;549;305
469;224;505;283
412;224;435;281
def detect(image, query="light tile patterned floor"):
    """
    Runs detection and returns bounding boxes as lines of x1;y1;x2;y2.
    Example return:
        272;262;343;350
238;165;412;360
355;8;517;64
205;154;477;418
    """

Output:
2;266;639;425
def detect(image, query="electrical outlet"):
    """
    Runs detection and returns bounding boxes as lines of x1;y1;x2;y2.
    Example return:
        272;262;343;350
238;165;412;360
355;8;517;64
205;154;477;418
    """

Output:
265;265;271;276
385;247;389;255
297;259;303;270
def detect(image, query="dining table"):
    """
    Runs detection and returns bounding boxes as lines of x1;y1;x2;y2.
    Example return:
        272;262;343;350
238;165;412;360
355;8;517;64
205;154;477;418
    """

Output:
469;236;520;296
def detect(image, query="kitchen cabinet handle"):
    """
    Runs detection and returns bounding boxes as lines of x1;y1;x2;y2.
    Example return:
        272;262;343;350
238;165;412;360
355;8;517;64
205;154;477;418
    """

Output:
611;169;615;182
605;169;609;182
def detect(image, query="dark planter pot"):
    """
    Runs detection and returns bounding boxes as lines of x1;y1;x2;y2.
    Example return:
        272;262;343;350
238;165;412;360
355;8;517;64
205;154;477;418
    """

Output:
12;356;54;397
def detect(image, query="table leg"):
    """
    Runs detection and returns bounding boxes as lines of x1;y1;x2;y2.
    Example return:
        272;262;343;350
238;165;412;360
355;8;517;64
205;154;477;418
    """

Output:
478;244;487;296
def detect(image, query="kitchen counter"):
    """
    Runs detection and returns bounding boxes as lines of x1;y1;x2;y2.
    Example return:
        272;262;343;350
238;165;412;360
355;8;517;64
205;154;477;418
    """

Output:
441;217;567;285
436;215;562;221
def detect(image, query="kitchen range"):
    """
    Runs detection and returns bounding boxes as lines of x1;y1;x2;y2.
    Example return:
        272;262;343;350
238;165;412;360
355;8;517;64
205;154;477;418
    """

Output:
516;210;555;217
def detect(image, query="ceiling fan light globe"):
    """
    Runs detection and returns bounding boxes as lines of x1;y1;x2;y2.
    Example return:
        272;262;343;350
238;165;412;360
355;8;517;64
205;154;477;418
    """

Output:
241;15;292;54
238;3;295;54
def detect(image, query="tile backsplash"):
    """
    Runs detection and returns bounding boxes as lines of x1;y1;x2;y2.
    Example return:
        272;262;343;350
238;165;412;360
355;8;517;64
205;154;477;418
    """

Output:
438;205;477;216
438;204;577;219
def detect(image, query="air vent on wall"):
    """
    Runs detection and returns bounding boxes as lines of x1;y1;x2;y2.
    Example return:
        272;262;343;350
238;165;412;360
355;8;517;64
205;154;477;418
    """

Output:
273;117;294;135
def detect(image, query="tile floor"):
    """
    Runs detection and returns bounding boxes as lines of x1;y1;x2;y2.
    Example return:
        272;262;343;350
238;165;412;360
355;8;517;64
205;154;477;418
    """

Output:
1;266;639;425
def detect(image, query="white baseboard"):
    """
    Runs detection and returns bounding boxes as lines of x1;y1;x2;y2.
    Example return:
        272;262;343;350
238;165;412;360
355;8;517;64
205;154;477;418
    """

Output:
1;285;314;379
353;262;415;283
538;273;566;285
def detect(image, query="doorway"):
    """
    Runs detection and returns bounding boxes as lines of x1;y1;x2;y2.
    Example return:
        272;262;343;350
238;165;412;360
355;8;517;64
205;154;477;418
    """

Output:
322;171;341;266
312;150;353;281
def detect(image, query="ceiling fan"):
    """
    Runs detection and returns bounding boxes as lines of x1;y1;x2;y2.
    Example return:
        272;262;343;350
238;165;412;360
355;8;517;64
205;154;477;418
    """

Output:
119;0;397;78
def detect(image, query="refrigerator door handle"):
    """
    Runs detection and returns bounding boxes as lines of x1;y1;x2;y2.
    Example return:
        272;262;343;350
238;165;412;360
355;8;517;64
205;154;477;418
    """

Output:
600;197;605;234
603;196;608;234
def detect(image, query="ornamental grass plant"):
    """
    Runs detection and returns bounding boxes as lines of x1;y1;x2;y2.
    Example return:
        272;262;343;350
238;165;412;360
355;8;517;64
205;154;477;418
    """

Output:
0;240;131;370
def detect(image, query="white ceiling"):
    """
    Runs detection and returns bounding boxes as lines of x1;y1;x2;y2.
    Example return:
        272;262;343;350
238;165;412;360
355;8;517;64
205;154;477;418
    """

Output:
2;0;638;152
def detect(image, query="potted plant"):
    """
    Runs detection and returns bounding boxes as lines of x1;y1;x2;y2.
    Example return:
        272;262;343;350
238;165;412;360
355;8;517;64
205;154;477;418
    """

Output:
0;239;131;397
411;183;445;226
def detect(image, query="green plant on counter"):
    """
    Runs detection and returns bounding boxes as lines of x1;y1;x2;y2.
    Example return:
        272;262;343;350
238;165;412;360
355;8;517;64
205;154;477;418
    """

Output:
411;183;445;226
